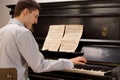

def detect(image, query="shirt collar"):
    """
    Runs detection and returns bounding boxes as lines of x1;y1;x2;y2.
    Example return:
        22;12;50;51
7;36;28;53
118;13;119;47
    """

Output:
8;18;24;27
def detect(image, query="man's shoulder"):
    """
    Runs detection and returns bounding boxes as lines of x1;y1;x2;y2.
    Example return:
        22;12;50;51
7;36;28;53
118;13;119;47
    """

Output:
9;23;29;32
5;23;30;36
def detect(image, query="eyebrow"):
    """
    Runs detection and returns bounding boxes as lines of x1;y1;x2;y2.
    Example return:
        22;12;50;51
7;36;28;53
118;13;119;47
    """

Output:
35;15;39;18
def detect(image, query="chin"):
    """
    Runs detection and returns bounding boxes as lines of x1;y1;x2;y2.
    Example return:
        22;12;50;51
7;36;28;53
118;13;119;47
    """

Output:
29;27;34;32
26;25;33;32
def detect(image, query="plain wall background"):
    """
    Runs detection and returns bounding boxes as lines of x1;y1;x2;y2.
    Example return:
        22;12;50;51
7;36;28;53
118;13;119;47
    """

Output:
0;0;77;28
0;0;18;28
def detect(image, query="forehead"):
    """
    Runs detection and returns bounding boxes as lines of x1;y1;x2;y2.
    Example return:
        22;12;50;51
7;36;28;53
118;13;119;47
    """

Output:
31;9;39;16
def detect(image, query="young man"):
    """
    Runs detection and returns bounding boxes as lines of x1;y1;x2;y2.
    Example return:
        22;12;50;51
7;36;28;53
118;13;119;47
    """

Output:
0;0;87;80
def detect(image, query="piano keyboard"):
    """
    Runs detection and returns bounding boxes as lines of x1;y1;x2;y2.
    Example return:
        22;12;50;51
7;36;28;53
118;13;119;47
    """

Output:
64;68;106;76
63;64;112;76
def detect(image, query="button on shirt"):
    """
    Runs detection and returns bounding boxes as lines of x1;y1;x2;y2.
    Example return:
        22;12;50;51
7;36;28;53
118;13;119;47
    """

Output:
0;18;74;80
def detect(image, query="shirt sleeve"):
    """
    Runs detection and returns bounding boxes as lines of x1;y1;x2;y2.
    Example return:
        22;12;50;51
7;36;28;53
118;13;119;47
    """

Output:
15;30;74;73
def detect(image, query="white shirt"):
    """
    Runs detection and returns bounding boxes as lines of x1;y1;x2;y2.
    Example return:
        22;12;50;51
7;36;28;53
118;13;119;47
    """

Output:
0;18;74;80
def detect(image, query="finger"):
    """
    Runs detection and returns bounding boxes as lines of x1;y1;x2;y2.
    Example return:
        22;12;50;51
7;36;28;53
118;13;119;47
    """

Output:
74;61;86;65
77;56;87;63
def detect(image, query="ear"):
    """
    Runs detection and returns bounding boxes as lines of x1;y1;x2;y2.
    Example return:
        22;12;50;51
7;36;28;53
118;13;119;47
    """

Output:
22;8;29;16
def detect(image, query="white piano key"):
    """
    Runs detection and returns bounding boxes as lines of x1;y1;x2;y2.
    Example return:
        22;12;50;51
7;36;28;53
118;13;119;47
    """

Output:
64;68;106;76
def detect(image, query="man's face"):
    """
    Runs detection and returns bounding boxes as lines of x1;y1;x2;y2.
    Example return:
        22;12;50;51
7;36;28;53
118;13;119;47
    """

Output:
24;9;39;30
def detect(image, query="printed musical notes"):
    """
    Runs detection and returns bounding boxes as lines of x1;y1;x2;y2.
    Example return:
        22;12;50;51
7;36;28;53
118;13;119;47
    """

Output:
42;25;83;52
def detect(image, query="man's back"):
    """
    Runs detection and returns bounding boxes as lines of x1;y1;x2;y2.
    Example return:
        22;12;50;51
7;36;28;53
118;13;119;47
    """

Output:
0;20;29;80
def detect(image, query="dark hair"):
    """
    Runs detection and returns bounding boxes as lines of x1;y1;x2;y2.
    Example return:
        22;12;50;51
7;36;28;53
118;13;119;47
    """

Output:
14;0;41;17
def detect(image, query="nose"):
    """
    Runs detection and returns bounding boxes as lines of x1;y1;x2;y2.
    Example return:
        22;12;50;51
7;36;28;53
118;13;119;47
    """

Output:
34;19;38;24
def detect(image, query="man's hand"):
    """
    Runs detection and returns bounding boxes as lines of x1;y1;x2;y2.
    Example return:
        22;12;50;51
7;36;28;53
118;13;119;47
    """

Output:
70;56;87;65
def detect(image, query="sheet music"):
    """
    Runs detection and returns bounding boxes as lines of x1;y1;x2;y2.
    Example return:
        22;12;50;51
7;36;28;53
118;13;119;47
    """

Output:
59;25;83;52
42;25;65;51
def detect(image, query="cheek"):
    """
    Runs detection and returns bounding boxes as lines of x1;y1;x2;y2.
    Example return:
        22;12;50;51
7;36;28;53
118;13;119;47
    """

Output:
27;14;36;24
27;14;32;20
30;17;35;23
28;17;34;24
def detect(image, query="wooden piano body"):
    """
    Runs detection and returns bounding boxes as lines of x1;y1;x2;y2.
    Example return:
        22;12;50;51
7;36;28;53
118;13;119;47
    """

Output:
7;0;120;80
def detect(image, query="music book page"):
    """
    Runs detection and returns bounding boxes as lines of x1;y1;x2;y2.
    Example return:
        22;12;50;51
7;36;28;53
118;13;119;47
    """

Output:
42;25;65;51
59;25;83;52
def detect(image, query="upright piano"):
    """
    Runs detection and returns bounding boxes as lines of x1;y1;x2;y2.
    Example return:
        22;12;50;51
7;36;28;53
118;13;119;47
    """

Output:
7;0;120;80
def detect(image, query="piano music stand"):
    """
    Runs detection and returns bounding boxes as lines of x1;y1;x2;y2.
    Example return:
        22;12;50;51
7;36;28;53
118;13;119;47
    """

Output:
0;68;17;80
